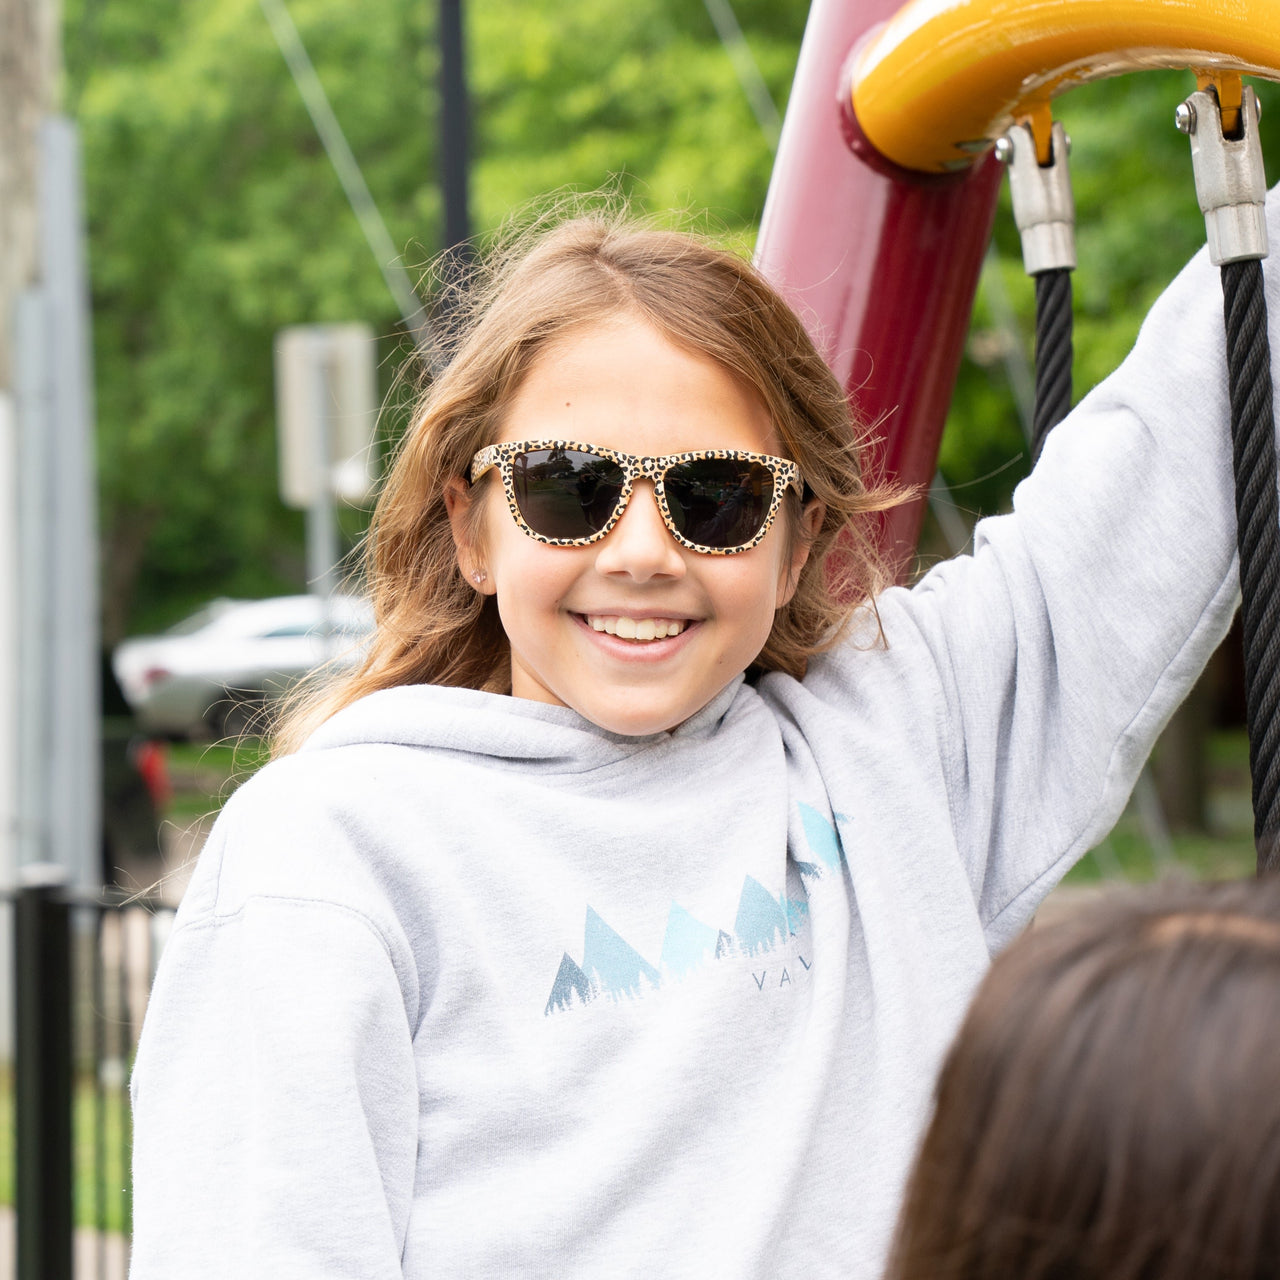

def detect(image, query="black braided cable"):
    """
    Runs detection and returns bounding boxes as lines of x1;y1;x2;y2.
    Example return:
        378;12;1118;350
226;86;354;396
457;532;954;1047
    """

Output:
1221;259;1280;875
1030;268;1074;461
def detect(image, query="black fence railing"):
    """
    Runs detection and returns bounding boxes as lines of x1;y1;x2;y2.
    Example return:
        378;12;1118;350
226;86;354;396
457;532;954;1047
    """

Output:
9;876;175;1280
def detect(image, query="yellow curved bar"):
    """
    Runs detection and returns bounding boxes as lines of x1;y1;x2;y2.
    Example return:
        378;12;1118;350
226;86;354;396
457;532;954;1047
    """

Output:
850;0;1280;174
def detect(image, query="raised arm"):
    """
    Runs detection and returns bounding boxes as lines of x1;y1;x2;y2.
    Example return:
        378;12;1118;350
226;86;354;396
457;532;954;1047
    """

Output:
808;188;1279;941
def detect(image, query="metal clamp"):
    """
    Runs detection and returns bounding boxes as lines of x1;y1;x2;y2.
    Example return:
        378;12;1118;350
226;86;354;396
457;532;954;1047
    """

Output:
997;120;1076;275
1177;85;1268;264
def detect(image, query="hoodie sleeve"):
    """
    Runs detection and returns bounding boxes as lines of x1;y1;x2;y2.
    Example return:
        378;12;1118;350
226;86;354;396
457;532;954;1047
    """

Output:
129;817;420;1279
904;209;1271;938
811;190;1279;945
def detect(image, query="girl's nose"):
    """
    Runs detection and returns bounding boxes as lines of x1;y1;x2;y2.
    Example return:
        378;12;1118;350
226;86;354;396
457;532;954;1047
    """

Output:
593;482;686;581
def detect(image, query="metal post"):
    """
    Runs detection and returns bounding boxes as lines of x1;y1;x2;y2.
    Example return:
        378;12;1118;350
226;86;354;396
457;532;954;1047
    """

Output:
14;869;73;1280
37;118;100;893
438;0;471;253
14;291;51;873
306;338;337;604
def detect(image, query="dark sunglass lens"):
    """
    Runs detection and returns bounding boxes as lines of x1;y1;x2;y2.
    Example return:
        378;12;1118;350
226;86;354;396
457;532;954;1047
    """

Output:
665;459;773;549
512;449;626;540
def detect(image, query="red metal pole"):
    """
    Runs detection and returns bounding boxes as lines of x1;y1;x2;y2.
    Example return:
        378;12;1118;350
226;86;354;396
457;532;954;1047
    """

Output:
755;0;1003;573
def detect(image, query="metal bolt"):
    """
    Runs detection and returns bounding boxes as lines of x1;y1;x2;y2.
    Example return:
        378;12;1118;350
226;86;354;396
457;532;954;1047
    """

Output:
994;135;1014;164
1175;101;1196;135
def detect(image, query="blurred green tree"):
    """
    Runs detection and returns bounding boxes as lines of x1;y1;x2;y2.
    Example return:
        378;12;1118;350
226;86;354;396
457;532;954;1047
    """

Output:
68;0;807;641
67;0;1280;645
70;0;443;641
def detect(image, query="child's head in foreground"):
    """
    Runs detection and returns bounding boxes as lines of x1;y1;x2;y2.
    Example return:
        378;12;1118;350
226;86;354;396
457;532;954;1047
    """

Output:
279;209;901;749
886;875;1280;1280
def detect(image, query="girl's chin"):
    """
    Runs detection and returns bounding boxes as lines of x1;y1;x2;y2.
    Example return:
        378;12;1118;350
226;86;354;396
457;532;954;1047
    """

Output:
561;684;730;737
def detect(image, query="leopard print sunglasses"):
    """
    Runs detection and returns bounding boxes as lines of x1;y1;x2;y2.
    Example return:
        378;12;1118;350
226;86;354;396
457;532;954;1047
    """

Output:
469;440;804;555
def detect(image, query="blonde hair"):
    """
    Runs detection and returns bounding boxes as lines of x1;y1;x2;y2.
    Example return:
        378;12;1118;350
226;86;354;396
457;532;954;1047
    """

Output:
273;207;904;754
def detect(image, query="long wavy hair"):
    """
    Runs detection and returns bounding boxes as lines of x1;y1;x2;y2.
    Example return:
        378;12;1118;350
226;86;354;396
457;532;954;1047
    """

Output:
273;207;904;754
885;876;1280;1280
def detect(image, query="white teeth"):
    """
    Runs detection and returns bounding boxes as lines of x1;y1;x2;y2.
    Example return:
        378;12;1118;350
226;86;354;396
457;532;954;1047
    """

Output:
585;615;686;641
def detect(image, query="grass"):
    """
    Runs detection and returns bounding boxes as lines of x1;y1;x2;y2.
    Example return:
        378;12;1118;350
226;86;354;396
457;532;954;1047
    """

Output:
163;737;271;824
1066;824;1257;884
75;1074;133;1235
1062;728;1257;885
0;1072;132;1234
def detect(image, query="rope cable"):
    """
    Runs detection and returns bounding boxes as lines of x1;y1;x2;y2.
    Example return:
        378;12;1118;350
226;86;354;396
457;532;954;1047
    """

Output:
1030;267;1073;459
1221;258;1280;874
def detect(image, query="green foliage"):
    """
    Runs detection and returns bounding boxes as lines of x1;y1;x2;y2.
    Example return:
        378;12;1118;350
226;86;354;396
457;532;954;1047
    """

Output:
468;1;804;235
70;0;1280;627
71;0;436;637
69;0;808;639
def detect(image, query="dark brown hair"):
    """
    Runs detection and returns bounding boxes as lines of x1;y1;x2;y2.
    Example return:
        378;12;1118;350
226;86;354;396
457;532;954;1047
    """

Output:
274;204;904;754
886;876;1280;1280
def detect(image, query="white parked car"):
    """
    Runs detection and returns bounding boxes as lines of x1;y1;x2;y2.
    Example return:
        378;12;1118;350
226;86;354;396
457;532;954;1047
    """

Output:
113;594;374;739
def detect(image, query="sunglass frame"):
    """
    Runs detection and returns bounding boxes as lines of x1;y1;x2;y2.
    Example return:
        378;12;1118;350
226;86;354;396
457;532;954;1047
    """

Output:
469;439;804;555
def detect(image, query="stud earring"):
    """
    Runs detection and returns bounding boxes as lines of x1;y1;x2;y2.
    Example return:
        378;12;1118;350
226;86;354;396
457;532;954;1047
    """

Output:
472;570;487;584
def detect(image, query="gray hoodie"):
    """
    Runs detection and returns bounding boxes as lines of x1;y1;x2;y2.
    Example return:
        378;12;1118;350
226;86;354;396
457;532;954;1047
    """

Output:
131;207;1261;1278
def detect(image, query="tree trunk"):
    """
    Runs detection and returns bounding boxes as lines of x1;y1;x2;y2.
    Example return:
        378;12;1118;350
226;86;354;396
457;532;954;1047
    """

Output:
100;510;159;648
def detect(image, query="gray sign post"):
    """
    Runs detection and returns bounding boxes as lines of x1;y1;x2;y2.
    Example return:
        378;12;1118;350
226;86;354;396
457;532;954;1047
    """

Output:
274;324;378;608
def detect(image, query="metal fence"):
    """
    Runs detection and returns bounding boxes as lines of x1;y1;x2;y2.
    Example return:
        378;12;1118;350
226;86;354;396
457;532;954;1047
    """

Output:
10;877;174;1280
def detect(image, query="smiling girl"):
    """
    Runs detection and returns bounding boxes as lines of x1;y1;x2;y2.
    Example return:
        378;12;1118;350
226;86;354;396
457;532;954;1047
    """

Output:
130;206;1273;1279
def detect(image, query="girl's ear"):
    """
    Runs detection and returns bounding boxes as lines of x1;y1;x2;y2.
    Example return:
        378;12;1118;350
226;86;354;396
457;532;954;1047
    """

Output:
775;497;826;609
444;476;496;595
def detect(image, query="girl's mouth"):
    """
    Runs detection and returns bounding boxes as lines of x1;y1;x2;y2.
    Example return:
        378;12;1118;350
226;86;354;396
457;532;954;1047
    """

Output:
581;614;688;643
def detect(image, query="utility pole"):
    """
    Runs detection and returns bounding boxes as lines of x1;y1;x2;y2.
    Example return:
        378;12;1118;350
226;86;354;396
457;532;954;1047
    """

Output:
0;0;57;891
3;13;94;1271
2;0;100;895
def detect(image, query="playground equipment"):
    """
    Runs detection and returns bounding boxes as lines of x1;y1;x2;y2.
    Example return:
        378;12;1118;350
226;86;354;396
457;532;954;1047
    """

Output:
757;0;1280;873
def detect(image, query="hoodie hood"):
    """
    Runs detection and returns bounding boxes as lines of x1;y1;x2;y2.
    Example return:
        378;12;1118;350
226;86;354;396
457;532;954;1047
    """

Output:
299;675;749;771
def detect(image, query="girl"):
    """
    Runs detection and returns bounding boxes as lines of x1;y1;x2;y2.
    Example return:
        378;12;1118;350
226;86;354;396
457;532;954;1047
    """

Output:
884;877;1280;1279
130;202;1272;1279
